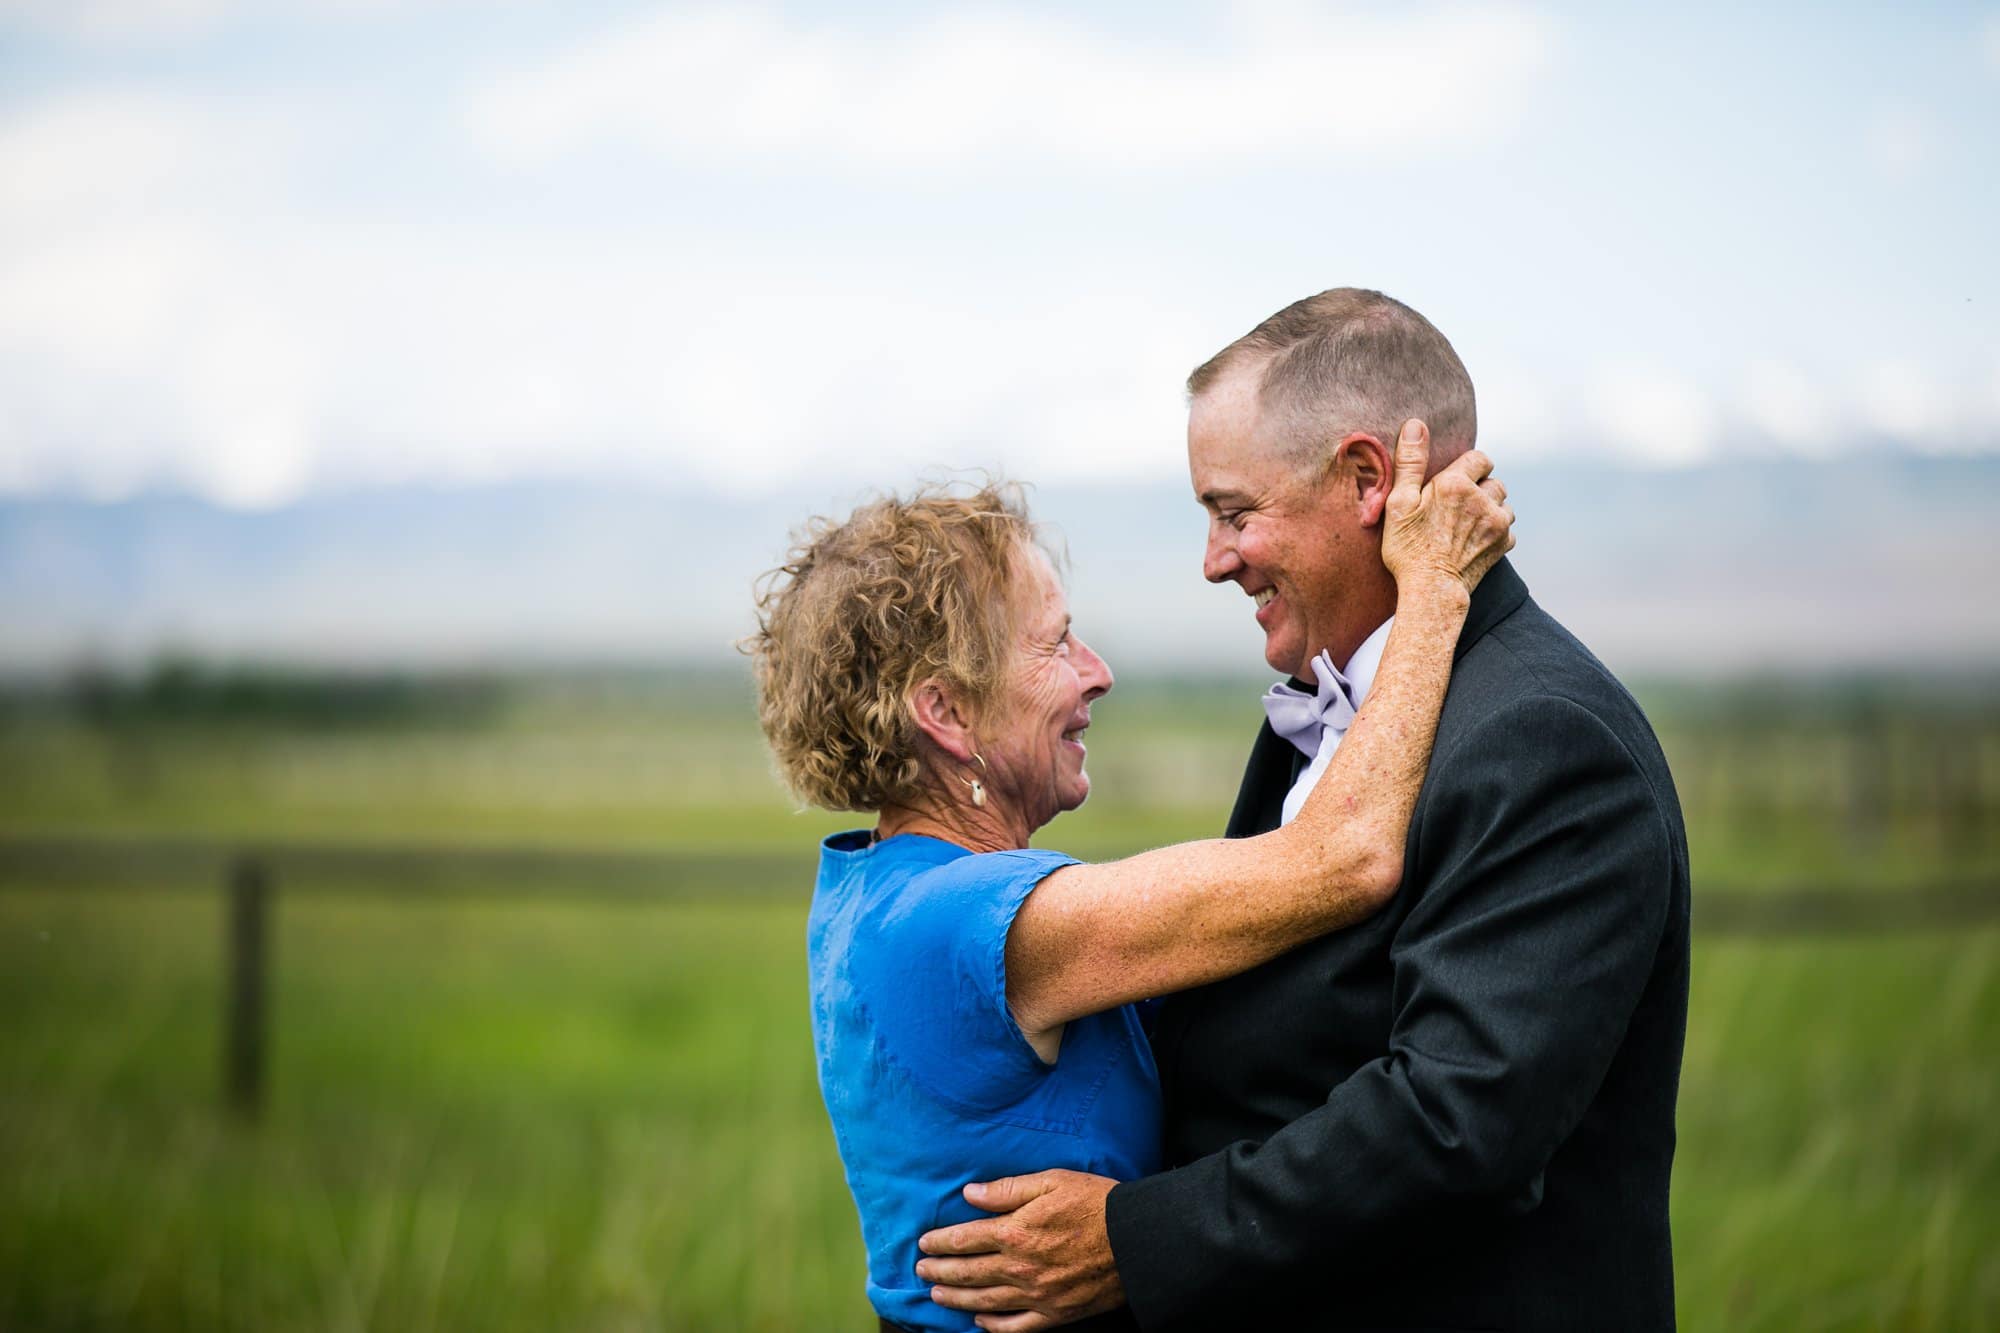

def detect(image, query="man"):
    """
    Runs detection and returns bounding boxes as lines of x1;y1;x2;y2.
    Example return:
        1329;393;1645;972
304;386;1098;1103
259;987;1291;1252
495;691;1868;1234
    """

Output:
917;288;1690;1330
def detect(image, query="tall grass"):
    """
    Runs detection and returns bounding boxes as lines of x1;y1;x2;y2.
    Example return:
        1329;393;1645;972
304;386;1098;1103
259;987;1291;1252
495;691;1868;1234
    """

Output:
3;881;1995;1330
3;671;1997;1329
0;884;865;1332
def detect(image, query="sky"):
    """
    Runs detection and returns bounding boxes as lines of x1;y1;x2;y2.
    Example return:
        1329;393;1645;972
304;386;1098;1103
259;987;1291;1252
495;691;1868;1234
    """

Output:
1;1;1997;509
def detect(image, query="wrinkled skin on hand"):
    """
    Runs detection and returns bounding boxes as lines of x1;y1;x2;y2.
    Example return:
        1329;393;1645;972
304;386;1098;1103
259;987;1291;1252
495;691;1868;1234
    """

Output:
1379;418;1515;595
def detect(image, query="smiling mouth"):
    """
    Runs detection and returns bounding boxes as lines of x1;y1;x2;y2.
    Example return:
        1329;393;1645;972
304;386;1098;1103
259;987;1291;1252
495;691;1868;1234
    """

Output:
1252;588;1276;609
1061;725;1088;745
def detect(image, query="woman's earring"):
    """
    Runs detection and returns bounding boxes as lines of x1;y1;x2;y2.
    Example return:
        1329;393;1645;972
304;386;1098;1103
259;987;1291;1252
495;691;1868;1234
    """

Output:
961;753;988;808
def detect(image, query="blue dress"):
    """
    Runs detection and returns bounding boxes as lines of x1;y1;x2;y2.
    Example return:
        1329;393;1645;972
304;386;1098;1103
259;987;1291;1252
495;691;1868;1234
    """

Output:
808;831;1162;1331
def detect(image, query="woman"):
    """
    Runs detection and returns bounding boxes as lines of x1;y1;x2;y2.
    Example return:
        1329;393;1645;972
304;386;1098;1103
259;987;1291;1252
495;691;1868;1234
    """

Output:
748;432;1511;1332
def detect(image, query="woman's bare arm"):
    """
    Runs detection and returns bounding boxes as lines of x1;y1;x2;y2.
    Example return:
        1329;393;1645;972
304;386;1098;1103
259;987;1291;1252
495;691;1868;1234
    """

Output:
1006;421;1513;1040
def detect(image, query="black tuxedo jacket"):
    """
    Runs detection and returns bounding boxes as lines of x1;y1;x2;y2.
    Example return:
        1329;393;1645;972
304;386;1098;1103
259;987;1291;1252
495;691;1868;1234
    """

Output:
1103;560;1690;1332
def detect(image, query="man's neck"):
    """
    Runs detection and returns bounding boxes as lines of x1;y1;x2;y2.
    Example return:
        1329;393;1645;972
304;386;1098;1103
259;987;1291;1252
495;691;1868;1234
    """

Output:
1340;616;1396;707
1299;601;1398;684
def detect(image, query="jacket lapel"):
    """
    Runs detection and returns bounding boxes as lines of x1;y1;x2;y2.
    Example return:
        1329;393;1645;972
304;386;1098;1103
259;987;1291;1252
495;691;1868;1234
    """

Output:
1224;721;1305;838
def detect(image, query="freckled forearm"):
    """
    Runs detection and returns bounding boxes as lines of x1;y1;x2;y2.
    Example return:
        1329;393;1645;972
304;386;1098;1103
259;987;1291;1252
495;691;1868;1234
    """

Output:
1286;586;1468;887
1006;586;1468;1025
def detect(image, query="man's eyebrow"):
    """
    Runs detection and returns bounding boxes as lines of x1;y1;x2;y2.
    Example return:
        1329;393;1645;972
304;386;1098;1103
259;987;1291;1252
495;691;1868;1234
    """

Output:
1198;488;1249;508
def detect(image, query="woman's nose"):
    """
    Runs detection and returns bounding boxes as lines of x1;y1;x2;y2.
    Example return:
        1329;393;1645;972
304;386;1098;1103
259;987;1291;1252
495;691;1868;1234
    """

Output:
1076;638;1113;699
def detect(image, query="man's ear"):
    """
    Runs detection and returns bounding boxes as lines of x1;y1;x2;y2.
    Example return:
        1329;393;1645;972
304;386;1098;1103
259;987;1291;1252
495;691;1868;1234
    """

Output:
908;678;978;765
1332;432;1395;526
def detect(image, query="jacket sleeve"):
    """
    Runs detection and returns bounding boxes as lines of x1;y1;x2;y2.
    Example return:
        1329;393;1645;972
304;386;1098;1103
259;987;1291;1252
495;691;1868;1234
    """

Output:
1103;694;1675;1330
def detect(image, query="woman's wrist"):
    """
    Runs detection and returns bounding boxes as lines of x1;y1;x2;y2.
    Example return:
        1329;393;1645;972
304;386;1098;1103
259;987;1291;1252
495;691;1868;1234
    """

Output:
1392;569;1473;620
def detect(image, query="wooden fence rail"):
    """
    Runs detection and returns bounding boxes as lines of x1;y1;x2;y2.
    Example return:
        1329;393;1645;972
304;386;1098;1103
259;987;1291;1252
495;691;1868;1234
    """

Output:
1;833;1996;1120
1;831;1997;934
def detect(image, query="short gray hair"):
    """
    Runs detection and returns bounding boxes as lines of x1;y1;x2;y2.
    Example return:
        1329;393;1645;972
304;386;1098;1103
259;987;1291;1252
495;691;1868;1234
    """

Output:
1188;288;1477;469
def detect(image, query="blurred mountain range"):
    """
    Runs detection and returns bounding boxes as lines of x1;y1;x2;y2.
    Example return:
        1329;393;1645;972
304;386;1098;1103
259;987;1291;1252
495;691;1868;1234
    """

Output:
3;456;1996;679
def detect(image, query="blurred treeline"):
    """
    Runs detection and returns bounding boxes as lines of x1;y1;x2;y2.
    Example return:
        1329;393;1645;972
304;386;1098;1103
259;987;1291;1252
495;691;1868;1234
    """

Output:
6;657;506;728
5;659;1997;887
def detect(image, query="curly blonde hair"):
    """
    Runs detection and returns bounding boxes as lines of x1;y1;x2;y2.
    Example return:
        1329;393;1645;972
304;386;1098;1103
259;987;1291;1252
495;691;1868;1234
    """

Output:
747;480;1042;812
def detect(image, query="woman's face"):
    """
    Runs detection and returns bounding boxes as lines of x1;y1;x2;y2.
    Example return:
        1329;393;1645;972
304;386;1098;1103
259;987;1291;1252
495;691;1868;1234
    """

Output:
982;547;1114;836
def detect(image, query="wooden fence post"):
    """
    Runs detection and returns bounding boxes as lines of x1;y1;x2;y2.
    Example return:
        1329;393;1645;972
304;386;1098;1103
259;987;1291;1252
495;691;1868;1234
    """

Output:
225;856;270;1120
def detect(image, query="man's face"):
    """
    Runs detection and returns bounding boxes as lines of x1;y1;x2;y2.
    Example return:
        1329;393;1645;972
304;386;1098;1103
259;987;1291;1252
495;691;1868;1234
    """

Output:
1187;368;1375;681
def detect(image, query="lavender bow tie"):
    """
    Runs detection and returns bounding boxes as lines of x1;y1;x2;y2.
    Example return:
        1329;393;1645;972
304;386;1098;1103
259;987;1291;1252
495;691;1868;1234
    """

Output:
1262;650;1357;758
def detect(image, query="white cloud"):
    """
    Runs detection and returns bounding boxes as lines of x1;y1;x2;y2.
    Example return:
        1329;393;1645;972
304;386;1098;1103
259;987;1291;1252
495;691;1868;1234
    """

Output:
0;89;325;506
463;3;1559;170
1855;359;1951;445
1588;367;1718;467
0;92;206;218
176;307;322;509
7;8;2000;512
0;218;199;366
0;152;1218;507
1848;358;2000;454
1467;364;1558;462
0;227;324;505
0;402;24;492
1579;360;2000;463
1740;360;1840;456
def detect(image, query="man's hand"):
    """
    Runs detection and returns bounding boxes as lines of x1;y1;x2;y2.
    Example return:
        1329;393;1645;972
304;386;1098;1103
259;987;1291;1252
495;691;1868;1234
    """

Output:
915;1170;1123;1332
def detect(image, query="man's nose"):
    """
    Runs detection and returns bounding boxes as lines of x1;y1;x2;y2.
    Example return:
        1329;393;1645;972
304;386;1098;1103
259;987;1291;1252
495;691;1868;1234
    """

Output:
1203;522;1241;584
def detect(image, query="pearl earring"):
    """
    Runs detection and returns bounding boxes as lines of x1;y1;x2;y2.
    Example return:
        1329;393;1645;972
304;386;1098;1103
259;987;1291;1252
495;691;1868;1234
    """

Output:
961;753;988;808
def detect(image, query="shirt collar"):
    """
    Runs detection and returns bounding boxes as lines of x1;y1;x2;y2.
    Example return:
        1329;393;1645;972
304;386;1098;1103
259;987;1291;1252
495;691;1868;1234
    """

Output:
1340;616;1394;711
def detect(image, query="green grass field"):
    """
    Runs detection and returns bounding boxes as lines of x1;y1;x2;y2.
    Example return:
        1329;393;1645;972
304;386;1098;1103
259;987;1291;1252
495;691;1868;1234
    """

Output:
2;673;1997;1329
1;883;858;1331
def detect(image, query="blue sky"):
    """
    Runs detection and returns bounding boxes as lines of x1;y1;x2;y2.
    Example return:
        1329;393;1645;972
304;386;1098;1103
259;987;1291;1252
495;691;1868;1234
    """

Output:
2;1;1996;507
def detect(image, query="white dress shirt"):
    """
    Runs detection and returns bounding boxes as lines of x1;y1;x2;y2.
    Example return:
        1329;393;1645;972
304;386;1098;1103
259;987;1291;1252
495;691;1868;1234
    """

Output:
1280;617;1394;827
